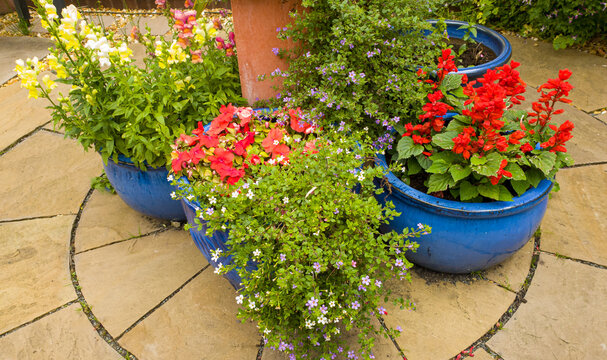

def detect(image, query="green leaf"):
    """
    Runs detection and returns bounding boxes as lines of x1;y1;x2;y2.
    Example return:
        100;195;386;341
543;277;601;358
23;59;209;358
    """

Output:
478;184;499;201
505;162;526;181
470;153;502;177
397;136;424;160
525;168;544;188
407;157;422;175
445;118;467;132
416;154;432;170
459;180;479;201
511;180;531;196
431;131;459;150
497;186;513;201
449;164;472;182
529;151;557;176
426;159;450;174
427;173;455;193
470;154;487;166
557;152;574;167
440;73;463;92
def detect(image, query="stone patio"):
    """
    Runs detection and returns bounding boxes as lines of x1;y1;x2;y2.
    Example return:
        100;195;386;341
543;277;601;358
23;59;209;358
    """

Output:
1;16;606;360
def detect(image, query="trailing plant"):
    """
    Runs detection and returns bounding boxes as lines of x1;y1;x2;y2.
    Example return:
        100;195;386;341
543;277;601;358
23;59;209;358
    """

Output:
14;0;243;169
275;0;446;150
392;48;574;201
171;107;428;359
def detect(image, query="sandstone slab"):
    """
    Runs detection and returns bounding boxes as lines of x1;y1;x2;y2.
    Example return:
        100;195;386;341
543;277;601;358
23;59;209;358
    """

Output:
74;229;206;337
0;215;75;334
515;88;607;165
0;303;123;360
76;189;166;253
119;269;259;359
0;82;51;151
472;347;496;360
540;165;607;266
0;36;52;85
130;16;169;36
483;239;534;292
506;34;607;112
0;131;102;221
382;271;515;360
487;255;607;360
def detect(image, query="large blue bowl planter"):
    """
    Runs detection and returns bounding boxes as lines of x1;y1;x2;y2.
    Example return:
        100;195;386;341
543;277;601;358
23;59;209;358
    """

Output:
376;154;552;273
179;185;257;290
428;19;512;83
102;155;186;221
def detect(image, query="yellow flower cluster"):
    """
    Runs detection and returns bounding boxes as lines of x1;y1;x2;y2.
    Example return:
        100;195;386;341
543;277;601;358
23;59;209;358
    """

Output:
14;58;42;99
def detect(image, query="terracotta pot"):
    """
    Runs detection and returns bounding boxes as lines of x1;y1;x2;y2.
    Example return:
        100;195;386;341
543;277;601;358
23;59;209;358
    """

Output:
231;0;300;104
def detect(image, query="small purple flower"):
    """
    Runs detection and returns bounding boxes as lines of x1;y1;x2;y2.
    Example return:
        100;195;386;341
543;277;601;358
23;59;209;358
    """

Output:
278;342;288;351
334;208;340;214
320;305;328;314
375;279;382;287
338;346;344;353
336;260;343;269
272;47;280;55
395;258;404;268
280;253;286;262
358;285;367;291
396;325;403;332
351;260;357;268
351;301;360;310
205;207;214;216
347;350;358;359
313;262;322;273
361;275;370;285
306;297;318;309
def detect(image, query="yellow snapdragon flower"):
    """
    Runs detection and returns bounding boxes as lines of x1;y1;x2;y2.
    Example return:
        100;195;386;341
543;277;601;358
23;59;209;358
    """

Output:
14;57;41;99
47;54;68;79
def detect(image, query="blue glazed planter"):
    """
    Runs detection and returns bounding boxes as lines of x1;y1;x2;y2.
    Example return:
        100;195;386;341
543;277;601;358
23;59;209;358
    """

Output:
428;19;512;82
179;180;256;290
376;154;552;273
102;154;186;221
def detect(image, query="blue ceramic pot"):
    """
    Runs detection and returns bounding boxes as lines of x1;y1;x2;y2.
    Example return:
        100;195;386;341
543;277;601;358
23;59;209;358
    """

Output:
376;154;552;273
428;19;512;82
179;179;256;290
102;154;186;221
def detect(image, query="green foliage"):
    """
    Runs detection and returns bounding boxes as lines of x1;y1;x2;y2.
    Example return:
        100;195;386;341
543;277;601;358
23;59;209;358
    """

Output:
19;1;244;170
174;127;429;360
278;0;445;142
439;0;607;49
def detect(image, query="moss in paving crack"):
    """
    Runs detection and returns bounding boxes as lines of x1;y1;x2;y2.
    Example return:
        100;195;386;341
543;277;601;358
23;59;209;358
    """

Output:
69;188;139;359
449;233;542;360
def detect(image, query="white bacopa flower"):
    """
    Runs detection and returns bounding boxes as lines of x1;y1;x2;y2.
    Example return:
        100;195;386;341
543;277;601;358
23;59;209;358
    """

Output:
283;197;289;204
248;300;256;310
253;249;261;257
329;301;336;308
170;192;176;199
267;159;276;165
246;190;254;199
276;155;284;163
273;140;279;146
167;174;174;181
211;249;223;262
284;135;290;143
186;194;194;201
213;263;223;274
263;328;271;334
221;206;226;213
231;190;239;198
305;319;315;329
318;315;328;325
209;196;217;204
235;294;244;304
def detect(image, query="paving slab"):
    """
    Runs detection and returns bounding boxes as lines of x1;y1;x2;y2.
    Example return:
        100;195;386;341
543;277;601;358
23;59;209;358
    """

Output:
0;36;52;85
74;229;207;337
540;165;607;267
516;87;607;165
487;255;607;360
0;303;123;360
119;269;259;359
0;82;52;151
506;34;607;112
129;16;170;36
471;347;495;360
597;112;607;124
75;189;166;253
0;131;102;221
381;271;515;360
0;215;75;334
483;239;534;292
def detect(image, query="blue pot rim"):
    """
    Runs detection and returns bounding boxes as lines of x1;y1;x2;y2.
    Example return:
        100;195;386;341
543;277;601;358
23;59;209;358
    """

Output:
376;153;553;218
427;19;512;77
